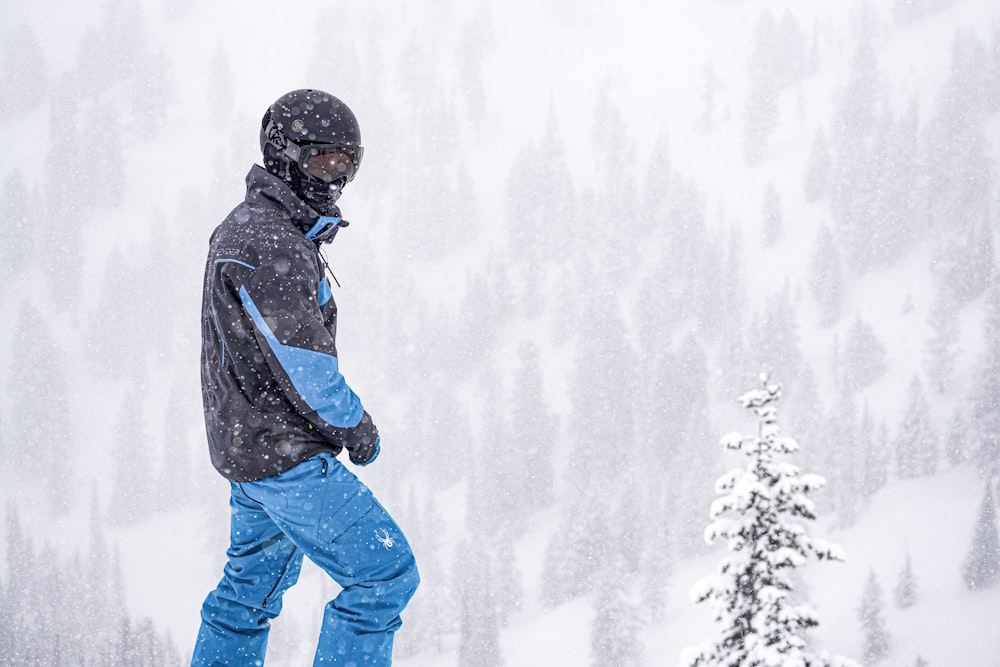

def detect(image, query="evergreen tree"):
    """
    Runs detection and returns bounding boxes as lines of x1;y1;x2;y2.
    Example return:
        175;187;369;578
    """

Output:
963;484;1000;591
1;504;177;665
924;286;960;394
825;381;863;528
456;538;502;667
660;336;718;558
0;171;36;280
968;284;1000;474
869;98;921;267
544;308;637;601
83;97;126;209
0;25;48;113
775;10;808;87
895;549;918;609
944;408;968;466
205;44;236;129
394;491;451;659
157;382;196;509
681;376;856;667
507;341;556;510
835;2;881;143
857;570;891;663
933;209;995;307
7;305;72;514
804;128;832;202
894;0;953;25
697;61;723;132
809;225;844;326
456;9;491;127
716;229;749;390
86;247;142;377
894;375;938;479
859;401;889;501
637;497;674;623
761;183;784;248
743;11;781;164
747;283;803;383
783;364;824;473
924;31;994;240
640;130;672;238
109;375;155;525
760;182;783;248
841;314;888;391
830;1;885;272
590;562;641;667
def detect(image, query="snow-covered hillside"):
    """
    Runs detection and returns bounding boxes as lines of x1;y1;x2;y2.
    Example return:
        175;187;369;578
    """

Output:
1;0;999;665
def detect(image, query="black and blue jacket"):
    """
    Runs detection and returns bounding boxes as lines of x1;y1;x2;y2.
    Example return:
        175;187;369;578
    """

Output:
200;165;379;482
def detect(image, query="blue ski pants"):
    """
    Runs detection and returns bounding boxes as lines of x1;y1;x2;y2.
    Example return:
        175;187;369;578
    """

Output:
191;453;419;667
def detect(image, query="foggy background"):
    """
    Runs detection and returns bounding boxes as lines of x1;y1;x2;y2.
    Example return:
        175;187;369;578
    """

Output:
1;0;999;665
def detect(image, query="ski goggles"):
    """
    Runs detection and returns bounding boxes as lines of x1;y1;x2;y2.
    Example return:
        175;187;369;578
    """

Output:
263;118;363;184
299;144;364;184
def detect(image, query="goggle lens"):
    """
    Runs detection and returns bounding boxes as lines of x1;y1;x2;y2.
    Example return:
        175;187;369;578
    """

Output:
302;146;362;184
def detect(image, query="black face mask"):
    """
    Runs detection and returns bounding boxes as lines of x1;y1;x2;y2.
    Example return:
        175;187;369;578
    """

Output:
263;146;344;216
286;161;344;216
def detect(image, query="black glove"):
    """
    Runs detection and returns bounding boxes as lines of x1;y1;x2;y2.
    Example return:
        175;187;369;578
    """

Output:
327;410;380;466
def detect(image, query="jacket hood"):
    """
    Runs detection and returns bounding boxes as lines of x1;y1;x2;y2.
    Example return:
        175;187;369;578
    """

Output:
244;164;325;238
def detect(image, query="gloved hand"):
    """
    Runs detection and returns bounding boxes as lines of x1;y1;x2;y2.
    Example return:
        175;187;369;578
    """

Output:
347;411;380;466
324;410;380;465
353;436;381;467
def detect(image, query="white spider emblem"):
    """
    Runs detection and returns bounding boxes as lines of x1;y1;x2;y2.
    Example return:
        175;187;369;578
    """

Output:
375;528;395;549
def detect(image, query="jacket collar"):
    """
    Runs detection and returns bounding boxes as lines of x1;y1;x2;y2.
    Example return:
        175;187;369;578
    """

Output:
244;164;321;236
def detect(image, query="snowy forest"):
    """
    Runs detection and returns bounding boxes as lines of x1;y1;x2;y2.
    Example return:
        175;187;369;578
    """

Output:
1;0;999;665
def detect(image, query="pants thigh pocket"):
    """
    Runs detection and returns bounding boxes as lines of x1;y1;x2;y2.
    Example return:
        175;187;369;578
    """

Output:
319;488;377;543
320;493;412;583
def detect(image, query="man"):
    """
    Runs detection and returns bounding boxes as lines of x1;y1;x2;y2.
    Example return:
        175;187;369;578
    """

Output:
193;89;419;667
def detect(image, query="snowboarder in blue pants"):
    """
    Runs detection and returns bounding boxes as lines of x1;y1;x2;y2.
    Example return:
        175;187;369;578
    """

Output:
193;90;418;666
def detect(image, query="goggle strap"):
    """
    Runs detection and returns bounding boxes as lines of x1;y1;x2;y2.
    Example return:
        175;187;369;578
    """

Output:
264;118;303;163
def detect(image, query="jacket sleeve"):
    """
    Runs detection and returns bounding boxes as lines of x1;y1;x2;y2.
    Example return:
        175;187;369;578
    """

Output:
236;238;379;464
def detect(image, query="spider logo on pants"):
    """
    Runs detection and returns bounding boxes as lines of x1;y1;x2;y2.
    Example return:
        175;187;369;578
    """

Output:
375;528;395;549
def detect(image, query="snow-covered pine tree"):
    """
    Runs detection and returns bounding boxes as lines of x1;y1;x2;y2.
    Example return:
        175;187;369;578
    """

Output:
894;548;918;609
0;171;36;281
825;382;863;528
924;286;959;395
590;556;642;667
894;374;939;479
968;283;1000;474
456;537;502;667
857;570;891;663
508;341;556;511
743;11;780;164
962;483;1000;590
809;225;844;327
859;401;889;502
803;128;831;202
841;314;888;392
945;408;968;467
761;182;783;248
679;375;857;667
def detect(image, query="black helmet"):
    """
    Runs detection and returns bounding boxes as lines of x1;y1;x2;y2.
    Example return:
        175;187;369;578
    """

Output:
260;90;364;213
